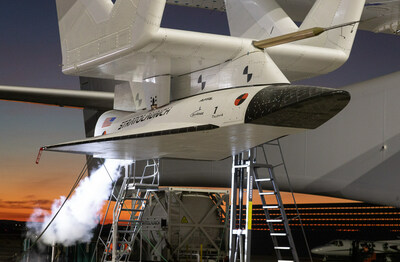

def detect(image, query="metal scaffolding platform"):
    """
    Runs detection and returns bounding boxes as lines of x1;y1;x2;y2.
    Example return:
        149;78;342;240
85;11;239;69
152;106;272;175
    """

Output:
95;140;307;262
97;160;229;262
100;160;160;262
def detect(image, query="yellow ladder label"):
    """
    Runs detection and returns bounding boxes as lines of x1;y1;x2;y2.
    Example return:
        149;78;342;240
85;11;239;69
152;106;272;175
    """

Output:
248;201;253;230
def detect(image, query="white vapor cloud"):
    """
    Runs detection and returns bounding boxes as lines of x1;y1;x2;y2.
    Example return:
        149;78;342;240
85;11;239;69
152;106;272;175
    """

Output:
27;159;127;246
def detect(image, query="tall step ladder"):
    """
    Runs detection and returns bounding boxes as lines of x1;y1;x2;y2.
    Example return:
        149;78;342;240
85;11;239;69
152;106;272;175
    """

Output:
229;141;300;262
254;141;299;262
101;159;160;262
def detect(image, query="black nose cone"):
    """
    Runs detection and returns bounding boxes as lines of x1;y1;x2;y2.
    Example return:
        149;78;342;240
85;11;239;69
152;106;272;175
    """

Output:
245;85;350;129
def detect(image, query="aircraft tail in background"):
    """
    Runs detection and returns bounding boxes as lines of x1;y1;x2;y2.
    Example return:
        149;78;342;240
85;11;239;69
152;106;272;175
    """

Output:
224;0;365;81
298;0;365;56
225;0;364;55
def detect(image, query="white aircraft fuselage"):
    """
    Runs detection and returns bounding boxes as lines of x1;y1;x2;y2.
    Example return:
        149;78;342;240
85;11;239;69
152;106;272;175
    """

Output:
312;239;400;257
46;85;349;161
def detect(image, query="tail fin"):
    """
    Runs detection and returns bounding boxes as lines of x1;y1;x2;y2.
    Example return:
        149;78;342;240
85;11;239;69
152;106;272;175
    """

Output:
226;0;365;81
55;0;165;75
225;0;298;39
225;0;365;55
298;0;365;55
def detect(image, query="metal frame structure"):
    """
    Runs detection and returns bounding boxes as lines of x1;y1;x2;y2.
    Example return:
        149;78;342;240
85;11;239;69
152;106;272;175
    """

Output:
141;187;230;261
229;149;255;262
98;172;229;262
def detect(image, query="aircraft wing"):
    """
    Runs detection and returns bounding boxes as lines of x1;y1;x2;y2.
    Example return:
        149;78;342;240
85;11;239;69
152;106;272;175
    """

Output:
166;0;400;35
0;85;114;110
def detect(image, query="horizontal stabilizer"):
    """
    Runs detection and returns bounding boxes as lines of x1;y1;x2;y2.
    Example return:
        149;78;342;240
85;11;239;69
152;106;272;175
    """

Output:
0;85;114;110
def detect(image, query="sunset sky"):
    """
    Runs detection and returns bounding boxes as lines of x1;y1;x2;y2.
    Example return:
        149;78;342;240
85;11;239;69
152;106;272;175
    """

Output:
0;1;399;222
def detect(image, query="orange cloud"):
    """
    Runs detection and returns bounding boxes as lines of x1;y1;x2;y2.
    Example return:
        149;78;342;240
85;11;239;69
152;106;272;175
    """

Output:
0;198;52;221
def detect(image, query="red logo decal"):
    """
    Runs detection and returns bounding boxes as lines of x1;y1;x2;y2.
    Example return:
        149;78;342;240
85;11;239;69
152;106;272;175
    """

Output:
234;93;249;106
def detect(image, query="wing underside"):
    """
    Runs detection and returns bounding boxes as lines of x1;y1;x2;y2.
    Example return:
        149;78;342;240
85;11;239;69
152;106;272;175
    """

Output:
44;123;304;161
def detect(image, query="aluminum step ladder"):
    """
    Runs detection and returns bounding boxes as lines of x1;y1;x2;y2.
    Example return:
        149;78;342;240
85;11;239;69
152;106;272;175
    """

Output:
254;141;299;262
229;141;300;262
101;160;160;262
